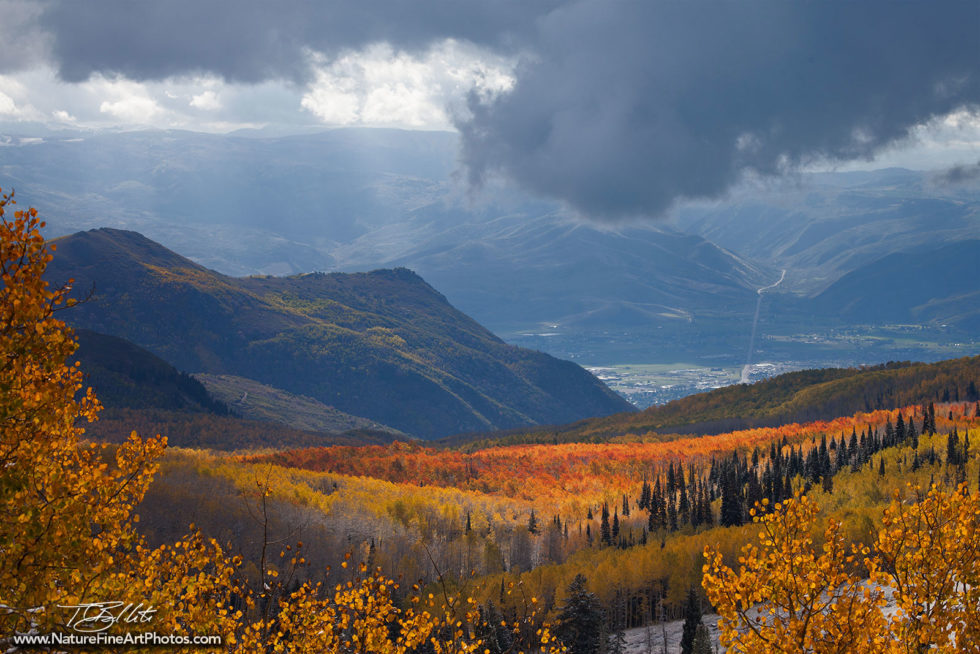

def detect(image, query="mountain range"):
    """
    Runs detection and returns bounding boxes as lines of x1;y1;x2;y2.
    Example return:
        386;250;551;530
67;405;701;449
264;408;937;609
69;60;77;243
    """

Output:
48;228;632;439
6;127;979;368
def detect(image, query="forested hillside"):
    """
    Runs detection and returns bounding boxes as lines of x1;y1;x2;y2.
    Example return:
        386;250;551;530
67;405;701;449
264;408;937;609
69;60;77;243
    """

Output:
74;329;231;414
74;329;398;449
450;356;980;448
144;400;980;646
47;227;632;439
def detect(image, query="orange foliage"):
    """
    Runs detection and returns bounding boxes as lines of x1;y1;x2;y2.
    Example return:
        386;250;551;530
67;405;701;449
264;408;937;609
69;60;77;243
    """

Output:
249;406;979;511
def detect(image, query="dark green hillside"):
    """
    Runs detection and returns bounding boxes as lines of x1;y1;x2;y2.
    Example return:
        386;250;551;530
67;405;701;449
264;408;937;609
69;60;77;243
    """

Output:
49;228;632;439
72;329;399;447
74;329;229;414
194;373;405;438
450;356;980;448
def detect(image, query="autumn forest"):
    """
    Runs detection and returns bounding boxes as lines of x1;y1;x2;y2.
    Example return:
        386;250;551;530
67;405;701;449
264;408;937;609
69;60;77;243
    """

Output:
4;186;980;654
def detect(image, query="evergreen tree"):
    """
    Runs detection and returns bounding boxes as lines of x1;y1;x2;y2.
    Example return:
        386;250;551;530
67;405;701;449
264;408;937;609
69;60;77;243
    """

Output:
680;586;703;654
554;574;605;654
679;480;690;526
607;592;627;654
600;502;611;545
821;469;834;494
947;430;961;466
639;480;651;510
746;472;764;514
607;624;626;654
653;478;666;529
720;468;743;527
476;600;513;654
691;623;713;654
528;509;539;534
701;486;714;527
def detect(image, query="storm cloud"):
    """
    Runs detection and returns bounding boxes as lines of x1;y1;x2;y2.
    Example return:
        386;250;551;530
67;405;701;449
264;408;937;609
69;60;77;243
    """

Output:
23;0;980;219
934;160;980;186
33;0;554;83
459;1;980;218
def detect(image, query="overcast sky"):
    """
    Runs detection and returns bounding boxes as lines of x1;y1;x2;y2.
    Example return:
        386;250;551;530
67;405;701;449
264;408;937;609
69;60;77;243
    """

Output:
1;0;978;218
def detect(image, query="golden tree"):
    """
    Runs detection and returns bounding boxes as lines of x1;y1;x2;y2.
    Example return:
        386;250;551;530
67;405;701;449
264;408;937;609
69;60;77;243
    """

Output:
872;482;980;653
704;485;980;654
702;495;889;654
0;188;239;644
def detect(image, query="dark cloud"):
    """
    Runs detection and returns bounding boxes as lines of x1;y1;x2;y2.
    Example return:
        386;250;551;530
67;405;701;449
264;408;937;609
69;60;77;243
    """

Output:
35;0;557;83
933;160;980;186
460;1;980;218
31;0;980;219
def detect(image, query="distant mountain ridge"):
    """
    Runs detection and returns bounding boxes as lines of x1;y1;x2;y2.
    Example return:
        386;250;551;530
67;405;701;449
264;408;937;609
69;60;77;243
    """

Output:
672;167;980;296
48;228;632;439
805;239;980;330
10;128;976;367
8;129;770;333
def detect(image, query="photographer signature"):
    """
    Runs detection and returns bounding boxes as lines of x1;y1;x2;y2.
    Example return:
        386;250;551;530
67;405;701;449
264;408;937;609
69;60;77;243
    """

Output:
58;602;157;633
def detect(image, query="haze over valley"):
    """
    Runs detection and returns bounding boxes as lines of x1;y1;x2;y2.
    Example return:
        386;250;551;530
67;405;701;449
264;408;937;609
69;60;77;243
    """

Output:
5;128;977;407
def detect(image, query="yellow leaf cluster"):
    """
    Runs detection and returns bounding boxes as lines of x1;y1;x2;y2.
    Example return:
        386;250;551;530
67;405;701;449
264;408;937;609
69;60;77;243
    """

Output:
704;485;980;653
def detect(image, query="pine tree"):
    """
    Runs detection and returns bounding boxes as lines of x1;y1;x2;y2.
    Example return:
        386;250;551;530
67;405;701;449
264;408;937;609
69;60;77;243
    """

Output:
600;502;611;545
679;479;690;526
720;468;743;527
477;600;513;654
746;472;764;514
639;480;651;510
554;574;604;654
680;586;703;654
822;470;834;494
691;623;713;654
607;592;627;654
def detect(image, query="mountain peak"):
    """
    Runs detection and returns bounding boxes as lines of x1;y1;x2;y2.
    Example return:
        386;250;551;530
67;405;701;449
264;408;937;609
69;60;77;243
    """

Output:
53;227;208;274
